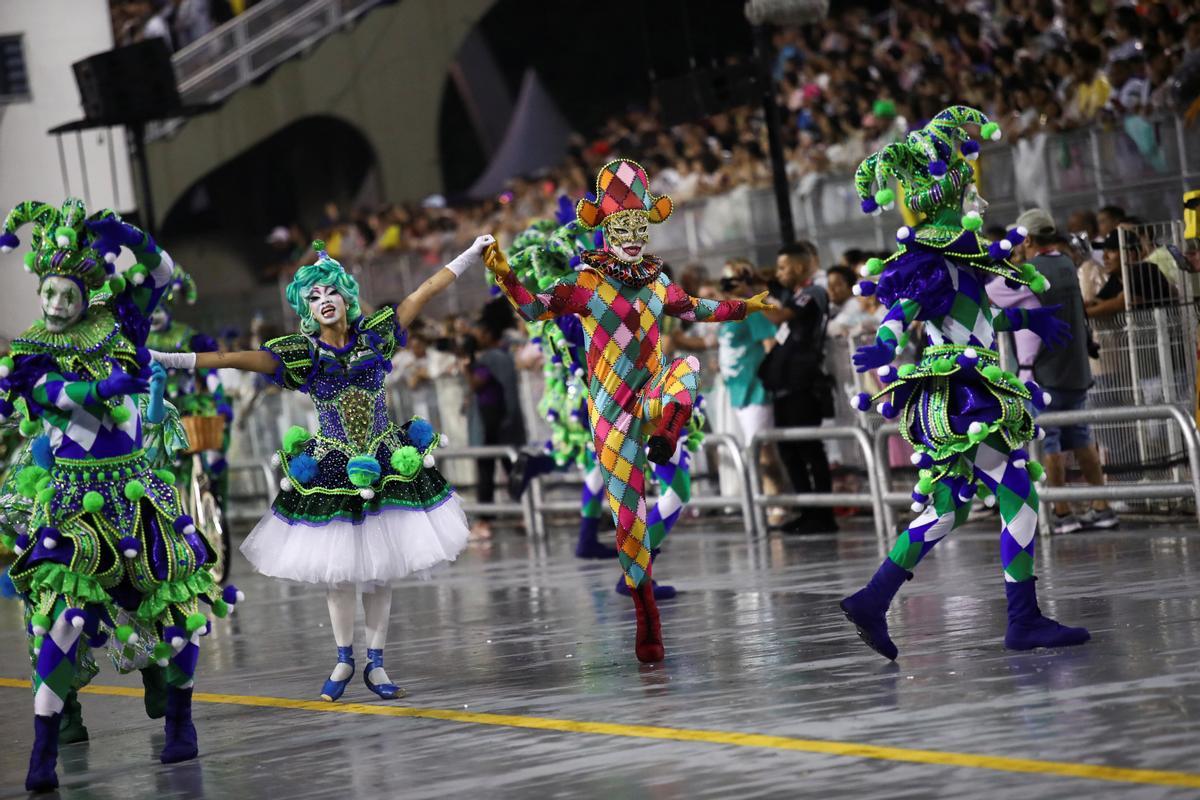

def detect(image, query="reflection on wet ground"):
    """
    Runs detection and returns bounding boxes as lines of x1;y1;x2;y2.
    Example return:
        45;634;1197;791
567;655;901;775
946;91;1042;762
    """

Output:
3;519;1200;798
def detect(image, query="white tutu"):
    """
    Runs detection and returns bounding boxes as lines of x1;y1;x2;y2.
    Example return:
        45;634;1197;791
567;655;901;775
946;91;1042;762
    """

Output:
240;494;470;587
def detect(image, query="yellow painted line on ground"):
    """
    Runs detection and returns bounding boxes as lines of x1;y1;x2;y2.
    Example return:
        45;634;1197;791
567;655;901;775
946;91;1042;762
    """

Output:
2;677;1198;789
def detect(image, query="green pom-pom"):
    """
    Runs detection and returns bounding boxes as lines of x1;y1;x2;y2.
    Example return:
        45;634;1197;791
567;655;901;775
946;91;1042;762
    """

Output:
212;598;229;618
898;364;916;378
185;613;207;634
312;239;326;253
282;425;311;456
1020;262;1039;280
1030;276;1048;293
153;641;173;662
0;533;13;550
115;624;135;644
19;417;39;438
23;251;36;269
31;613;51;633
110;405;132;424
1004;371;1023;387
83;491;105;513
390;445;422;478
981;121;1002;141
874;188;895;207
36;487;54;504
155;468;177;485
1027;461;1045;481
107;275;127;295
124;480;146;501
981;365;1003;382
865;257;885;276
33;634;44;652
961;212;984;231
916;476;935;494
0;356;13;373
933;358;955;375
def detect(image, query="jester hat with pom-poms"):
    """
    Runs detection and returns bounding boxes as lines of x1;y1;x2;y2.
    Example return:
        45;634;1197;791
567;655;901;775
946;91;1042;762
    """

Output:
855;106;1000;218
576;159;673;231
0;198;156;291
162;264;198;308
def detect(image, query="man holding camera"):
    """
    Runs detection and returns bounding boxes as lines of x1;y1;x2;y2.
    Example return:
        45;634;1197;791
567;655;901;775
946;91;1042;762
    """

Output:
761;241;837;535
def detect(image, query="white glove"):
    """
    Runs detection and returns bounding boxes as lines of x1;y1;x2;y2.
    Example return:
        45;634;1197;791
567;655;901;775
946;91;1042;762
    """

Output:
149;349;197;369
445;235;496;277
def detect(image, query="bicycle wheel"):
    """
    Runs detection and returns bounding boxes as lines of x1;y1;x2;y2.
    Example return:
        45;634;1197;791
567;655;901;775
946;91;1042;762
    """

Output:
200;487;230;584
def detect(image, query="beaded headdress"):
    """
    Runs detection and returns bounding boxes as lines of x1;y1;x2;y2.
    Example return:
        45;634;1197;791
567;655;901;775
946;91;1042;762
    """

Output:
0;198;128;290
576;159;673;230
855;106;1001;220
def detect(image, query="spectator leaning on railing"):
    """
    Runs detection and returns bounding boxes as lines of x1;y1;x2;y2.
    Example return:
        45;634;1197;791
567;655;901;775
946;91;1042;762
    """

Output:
1014;209;1117;534
760;241;837;535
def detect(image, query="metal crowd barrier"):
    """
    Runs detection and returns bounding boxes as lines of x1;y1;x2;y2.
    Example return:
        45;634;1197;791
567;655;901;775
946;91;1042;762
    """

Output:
746;426;887;548
435;446;536;532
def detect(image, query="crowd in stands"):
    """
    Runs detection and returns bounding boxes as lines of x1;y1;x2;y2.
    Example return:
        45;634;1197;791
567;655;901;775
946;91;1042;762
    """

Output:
247;0;1200;279
109;0;245;51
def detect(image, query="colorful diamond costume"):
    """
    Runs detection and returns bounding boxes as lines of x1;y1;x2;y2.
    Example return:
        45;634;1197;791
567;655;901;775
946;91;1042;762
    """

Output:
0;199;239;791
838;107;1090;659
487;160;767;662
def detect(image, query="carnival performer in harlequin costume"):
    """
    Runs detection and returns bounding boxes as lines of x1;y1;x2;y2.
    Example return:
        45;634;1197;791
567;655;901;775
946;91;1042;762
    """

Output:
486;160;772;662
839;107;1090;659
151;235;491;701
497;200;704;600
146;266;232;511
0;199;242;792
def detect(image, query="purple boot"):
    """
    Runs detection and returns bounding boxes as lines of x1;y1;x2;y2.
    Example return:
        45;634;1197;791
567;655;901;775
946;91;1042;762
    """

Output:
160;687;199;764
839;559;912;661
25;714;60;793
575;516;618;559
1004;578;1090;650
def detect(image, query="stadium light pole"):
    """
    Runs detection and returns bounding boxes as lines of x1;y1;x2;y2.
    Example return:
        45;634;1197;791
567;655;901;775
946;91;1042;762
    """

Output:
752;23;796;246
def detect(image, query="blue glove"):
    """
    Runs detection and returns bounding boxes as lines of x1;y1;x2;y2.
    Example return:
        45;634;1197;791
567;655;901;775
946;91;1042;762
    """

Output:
146;363;167;423
97;364;149;400
852;340;897;373
85;217;132;262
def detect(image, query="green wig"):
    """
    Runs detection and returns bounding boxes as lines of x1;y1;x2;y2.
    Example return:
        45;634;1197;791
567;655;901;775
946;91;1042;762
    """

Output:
285;241;362;334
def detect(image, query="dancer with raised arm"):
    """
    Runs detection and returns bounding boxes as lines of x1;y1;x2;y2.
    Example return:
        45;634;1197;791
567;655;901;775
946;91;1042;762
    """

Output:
486;160;773;662
151;235;491;701
840;107;1090;660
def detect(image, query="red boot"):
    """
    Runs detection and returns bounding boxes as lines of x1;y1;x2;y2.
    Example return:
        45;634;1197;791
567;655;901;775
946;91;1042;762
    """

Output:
646;402;691;465
629;576;665;663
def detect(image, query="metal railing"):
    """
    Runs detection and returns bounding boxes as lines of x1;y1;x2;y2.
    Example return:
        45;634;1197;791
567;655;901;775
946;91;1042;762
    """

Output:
434;445;535;532
746;426;887;548
172;0;385;105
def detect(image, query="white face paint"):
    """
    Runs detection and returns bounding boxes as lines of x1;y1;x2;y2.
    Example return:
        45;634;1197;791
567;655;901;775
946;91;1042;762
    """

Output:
150;307;170;331
962;184;989;216
307;284;347;328
40;276;85;333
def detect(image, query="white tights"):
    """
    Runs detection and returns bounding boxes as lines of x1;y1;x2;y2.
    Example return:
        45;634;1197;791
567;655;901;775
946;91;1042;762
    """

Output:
325;584;394;684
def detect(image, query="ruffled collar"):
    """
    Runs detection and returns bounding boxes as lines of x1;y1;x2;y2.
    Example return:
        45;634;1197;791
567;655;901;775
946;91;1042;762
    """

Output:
579;250;663;288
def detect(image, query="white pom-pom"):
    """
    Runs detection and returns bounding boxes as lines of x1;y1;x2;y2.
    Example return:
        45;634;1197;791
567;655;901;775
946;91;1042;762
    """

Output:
236;590;246;603
859;264;871;278
360;488;375;500
56;234;70;248
1036;426;1047;440
963;347;978;359
1015;226;1028;238
439;435;449;448
280;477;293;492
999;239;1013;252
984;494;997;508
171;635;185;649
183;523;196;535
270;453;281;468
13;543;25;556
1041;391;1052;406
130;271;146;285
896;226;911;241
104;251;118;264
43;537;57;550
127;632;140;645
852;284;863;296
33;645;41;655
123;547;139;559
423;454;435;468
0;364;10;379
1012;456;1027;470
22;262;32;273
968;421;985;436
989;128;1002;141
574;368;584;378
910;501;926;513
964;211;982;224
909;452;923;466
70;615;84;629
870;207;883;217
965;151;979;162
1041;279;1052;291
156;657;170;667
0;245;11;254
32;623;47;637
878;365;894;379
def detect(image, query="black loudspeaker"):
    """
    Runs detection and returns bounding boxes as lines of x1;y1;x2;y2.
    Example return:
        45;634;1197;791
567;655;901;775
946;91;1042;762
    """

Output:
653;63;758;126
72;39;181;124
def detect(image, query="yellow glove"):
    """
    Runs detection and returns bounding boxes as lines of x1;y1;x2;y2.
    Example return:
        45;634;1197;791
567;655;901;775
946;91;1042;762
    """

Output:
744;290;777;314
483;242;510;277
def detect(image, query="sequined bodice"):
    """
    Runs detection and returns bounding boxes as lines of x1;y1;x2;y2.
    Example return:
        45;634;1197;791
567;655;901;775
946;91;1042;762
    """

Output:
309;339;392;451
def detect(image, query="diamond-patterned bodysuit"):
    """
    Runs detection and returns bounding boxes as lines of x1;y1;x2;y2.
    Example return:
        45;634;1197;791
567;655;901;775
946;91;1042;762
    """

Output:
493;250;746;586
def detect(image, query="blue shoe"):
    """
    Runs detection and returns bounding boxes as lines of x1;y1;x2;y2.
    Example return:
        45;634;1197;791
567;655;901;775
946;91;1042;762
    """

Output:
575;517;618;559
615;576;676;600
319;646;355;702
1004;578;1090;650
840;559;912;661
363;649;406;700
25;714;60;793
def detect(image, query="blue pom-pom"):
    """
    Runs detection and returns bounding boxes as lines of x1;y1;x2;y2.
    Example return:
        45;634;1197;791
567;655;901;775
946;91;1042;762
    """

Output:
958;483;978;502
928;159;948;177
851;392;872;412
0;232;18;250
347;454;382;488
879;401;898;419
855;280;876;296
222;584;243;605
961;140;981;157
860;197;879;215
1007;227;1027;246
896;225;915;245
174;515;195;534
64;608;86;628
489;285;501;297
31;436;53;470
288;453;318;484
911;452;934;469
956;348;980;369
550;354;562;365
408;418;434;450
119;536;140;558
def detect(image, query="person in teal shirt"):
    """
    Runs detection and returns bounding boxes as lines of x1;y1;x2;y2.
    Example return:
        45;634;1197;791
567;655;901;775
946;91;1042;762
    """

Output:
717;259;777;441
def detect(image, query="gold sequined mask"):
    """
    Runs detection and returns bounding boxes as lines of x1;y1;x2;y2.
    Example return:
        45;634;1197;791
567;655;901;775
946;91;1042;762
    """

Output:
604;210;650;264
